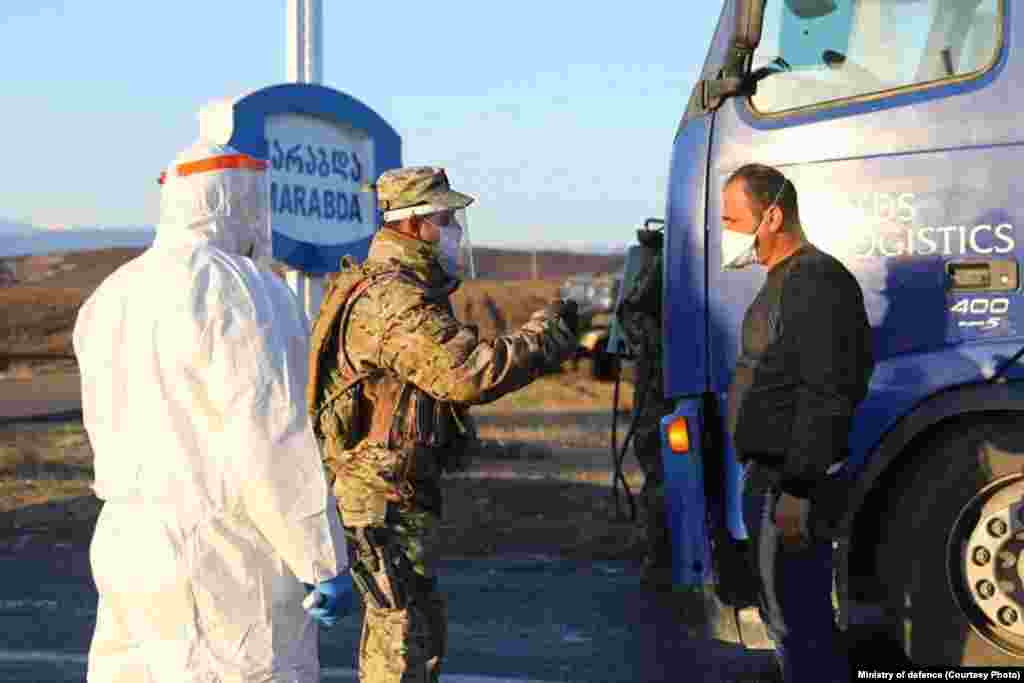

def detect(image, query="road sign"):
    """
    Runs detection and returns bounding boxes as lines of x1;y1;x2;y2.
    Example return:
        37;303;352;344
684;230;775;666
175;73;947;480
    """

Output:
199;84;401;274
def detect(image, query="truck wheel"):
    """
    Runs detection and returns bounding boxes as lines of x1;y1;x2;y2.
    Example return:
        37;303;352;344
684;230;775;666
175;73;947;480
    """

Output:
875;416;1024;665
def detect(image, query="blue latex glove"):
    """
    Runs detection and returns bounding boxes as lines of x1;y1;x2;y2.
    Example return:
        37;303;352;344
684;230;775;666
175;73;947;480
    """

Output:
302;574;356;628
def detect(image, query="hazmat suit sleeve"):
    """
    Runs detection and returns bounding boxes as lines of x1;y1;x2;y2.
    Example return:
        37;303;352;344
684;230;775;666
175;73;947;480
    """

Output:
357;280;577;405
200;272;347;584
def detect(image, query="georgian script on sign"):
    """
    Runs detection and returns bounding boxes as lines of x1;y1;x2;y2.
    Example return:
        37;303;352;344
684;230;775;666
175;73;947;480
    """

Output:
266;113;377;247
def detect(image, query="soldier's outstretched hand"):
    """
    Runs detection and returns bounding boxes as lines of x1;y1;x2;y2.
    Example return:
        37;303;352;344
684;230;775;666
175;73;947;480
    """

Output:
537;299;579;337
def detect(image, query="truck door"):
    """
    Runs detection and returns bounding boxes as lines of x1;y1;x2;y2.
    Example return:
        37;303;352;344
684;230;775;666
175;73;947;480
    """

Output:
663;3;739;399
660;2;756;589
708;0;1016;465
702;0;1024;665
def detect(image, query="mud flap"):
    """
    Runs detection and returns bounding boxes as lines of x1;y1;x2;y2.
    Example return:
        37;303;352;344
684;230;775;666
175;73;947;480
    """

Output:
699;584;776;650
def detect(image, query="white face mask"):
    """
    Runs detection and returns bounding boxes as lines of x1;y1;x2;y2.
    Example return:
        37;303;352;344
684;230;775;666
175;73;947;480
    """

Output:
722;229;759;270
721;179;787;270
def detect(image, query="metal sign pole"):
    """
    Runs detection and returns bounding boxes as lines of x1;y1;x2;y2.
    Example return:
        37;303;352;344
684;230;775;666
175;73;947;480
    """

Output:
285;0;326;327
198;1;395;323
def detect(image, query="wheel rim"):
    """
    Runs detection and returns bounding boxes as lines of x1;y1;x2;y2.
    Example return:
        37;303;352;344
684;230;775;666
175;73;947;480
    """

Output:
950;472;1024;655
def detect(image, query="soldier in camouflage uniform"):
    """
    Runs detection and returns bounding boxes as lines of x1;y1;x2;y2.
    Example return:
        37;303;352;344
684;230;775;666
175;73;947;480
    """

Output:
308;166;579;683
617;228;674;588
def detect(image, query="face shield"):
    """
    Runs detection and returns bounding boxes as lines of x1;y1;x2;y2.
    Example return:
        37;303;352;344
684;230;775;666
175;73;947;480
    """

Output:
381;204;475;278
158;143;273;268
453;208;475;279
431;209;474;279
431;208;476;279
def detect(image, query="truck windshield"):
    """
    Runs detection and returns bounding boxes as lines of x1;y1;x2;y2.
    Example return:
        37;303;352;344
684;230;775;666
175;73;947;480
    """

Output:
750;0;1001;114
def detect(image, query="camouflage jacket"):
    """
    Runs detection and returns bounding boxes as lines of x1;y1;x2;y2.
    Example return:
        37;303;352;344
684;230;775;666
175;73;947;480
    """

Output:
309;228;576;517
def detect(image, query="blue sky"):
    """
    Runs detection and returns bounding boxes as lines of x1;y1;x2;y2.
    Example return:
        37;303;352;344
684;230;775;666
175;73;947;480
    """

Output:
0;1;722;248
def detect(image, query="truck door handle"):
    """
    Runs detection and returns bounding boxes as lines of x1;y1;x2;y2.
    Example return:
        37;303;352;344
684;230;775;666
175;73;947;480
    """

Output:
947;260;1019;292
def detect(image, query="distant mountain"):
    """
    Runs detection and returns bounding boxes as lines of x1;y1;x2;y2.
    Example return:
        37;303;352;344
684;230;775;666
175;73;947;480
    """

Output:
476;240;629;256
0;219;41;236
574;241;630;256
0;220;627;261
470;246;624;281
0;226;155;258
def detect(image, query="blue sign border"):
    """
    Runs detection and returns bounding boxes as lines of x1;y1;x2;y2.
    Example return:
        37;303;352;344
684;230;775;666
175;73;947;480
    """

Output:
227;83;401;274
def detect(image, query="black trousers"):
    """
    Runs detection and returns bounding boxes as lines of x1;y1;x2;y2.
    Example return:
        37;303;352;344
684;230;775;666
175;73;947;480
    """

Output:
742;465;850;683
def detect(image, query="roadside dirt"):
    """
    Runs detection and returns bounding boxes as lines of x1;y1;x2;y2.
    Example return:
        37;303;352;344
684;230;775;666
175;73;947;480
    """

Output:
1;249;575;358
0;249;646;561
442;368;645;560
0;361;649;565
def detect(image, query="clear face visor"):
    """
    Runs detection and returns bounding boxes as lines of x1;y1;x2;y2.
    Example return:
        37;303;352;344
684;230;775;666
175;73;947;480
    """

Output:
220;166;270;247
239;169;272;265
429;208;473;279
159;153;272;267
446;208;474;279
384;204;475;278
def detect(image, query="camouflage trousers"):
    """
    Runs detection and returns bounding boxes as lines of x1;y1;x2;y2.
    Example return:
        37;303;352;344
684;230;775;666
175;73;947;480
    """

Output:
333;443;446;683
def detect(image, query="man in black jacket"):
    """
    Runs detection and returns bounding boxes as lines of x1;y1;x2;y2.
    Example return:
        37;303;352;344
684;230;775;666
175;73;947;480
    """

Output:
722;164;875;683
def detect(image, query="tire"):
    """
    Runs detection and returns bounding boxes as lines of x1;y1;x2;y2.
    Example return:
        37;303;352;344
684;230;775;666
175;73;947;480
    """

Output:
874;415;1024;666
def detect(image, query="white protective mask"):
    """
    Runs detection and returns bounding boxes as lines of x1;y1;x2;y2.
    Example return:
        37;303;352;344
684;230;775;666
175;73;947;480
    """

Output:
722;178;787;270
722;229;759;270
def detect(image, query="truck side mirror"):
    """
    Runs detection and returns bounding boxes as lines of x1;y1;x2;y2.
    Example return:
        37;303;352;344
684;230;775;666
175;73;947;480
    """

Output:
734;0;768;52
698;0;767;111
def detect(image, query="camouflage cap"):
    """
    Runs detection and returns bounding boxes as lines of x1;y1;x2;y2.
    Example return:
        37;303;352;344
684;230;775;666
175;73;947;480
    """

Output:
370;166;476;212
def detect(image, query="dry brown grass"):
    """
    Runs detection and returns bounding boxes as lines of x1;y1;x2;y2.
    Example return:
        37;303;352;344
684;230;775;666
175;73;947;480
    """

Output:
0;422;94;514
477;363;633;414
469;247;623;281
450;279;562;339
0;366;651;559
0;287;85;354
0;249;646;557
3;248;144;289
442;366;646;559
0;249;582;360
0;358;79;378
0;479;94;513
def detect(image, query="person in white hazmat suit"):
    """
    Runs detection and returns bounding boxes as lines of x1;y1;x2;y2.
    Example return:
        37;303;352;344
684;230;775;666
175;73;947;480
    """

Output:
73;139;355;682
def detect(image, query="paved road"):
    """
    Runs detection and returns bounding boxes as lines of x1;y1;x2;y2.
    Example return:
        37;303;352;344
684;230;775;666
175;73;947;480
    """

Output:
0;377;778;681
0;533;777;683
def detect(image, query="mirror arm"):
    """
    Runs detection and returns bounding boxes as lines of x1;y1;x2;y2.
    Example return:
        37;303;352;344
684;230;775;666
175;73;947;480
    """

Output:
700;45;758;111
698;1;766;111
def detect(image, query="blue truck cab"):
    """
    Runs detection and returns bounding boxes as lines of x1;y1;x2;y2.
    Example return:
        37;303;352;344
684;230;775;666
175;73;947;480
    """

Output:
658;0;1024;666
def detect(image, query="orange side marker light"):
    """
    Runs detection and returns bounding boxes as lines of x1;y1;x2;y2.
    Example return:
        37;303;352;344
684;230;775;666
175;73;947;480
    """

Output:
666;416;690;454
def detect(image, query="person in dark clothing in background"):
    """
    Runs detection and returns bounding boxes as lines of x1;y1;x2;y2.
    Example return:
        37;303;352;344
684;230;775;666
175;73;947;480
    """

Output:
721;164;875;683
